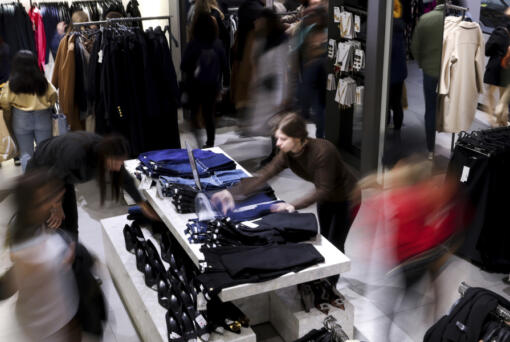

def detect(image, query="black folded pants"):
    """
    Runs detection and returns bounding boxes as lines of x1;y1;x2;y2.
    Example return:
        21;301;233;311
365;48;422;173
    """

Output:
197;243;324;296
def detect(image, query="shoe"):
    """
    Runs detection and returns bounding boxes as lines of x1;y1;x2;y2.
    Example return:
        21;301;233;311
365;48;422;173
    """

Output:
146;240;165;273
158;277;171;309
123;224;136;253
144;261;158;290
169;291;183;319
180;312;198;342
321;279;345;310
224;302;249;327
160;230;173;261
310;281;330;314
297;284;315;313
166;311;185;342
135;242;147;272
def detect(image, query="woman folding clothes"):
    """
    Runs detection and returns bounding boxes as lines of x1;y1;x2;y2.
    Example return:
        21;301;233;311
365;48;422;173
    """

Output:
212;113;360;255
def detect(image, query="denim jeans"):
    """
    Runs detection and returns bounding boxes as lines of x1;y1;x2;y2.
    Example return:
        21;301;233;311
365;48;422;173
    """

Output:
423;73;438;152
11;108;52;171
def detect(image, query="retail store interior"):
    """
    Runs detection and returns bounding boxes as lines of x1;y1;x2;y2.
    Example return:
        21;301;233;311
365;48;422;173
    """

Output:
0;0;509;342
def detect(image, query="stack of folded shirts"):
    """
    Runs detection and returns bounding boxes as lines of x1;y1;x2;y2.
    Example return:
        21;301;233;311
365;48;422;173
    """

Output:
138;149;237;178
158;182;199;214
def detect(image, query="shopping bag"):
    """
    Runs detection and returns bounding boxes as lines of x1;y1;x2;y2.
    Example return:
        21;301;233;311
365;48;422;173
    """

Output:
0;109;17;162
52;103;69;136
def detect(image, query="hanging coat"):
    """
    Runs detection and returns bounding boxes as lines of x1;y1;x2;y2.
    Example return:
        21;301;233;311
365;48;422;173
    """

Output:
438;17;484;133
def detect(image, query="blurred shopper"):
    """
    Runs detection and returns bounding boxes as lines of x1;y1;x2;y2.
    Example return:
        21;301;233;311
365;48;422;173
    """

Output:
0;50;56;171
484;18;510;127
213;113;360;254
2;169;80;342
241;9;290;137
231;0;264;113
359;157;467;339
182;12;228;148
26;132;159;240
187;0;229;49
388;0;407;132
300;24;327;138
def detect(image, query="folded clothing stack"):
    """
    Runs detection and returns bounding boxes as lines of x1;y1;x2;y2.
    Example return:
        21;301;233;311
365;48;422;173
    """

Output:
158;183;199;214
138;149;236;178
197;243;325;297
185;213;319;247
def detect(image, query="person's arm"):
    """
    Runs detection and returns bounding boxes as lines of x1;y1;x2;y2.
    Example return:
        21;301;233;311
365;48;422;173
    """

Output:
229;151;287;200
121;166;161;221
47;82;58;106
291;152;338;210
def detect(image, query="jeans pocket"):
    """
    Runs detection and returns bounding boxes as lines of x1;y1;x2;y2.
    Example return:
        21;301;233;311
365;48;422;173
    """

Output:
12;109;34;134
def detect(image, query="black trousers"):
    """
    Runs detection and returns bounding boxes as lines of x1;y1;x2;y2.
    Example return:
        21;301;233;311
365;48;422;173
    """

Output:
317;201;353;253
62;183;79;240
388;82;404;130
191;89;217;147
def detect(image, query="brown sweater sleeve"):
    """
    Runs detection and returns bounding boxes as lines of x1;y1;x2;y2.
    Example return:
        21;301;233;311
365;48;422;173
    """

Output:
229;151;287;200
291;146;339;210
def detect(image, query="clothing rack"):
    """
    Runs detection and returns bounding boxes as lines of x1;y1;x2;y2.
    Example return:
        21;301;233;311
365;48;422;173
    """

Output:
72;15;178;47
458;282;510;321
444;2;468;19
277;10;298;16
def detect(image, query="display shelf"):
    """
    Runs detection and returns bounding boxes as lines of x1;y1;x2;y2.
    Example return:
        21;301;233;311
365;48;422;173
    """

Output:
124;147;350;302
102;214;256;342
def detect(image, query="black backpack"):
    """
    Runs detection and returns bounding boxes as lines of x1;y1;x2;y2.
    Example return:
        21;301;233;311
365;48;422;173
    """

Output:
194;47;221;87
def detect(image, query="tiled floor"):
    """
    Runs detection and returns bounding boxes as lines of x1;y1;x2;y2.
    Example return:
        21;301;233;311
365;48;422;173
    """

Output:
0;79;508;342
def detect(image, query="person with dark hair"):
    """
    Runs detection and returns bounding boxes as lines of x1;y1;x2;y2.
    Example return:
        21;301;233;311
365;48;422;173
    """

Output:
26;131;159;240
0;50;56;171
212;113;360;255
1;169;81;342
181;12;228;148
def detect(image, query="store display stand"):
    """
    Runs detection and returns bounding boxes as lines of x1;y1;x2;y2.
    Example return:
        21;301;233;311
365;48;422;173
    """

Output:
104;148;354;341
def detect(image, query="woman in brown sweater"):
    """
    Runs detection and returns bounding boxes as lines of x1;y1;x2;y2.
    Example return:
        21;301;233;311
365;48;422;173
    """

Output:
212;113;360;253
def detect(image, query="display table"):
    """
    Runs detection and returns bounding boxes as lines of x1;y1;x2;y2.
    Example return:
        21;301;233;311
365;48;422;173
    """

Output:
104;148;353;341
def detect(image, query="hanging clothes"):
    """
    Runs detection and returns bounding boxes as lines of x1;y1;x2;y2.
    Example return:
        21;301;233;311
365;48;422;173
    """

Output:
28;6;46;70
0;3;36;59
437;16;484;133
88;25;180;155
52;34;82;131
39;2;71;61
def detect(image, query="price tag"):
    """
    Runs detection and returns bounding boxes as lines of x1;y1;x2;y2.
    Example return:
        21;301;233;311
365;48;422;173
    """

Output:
195;314;208;328
140;174;152;190
197;292;207;311
460;166;470;183
354;15;361;33
98;49;104;64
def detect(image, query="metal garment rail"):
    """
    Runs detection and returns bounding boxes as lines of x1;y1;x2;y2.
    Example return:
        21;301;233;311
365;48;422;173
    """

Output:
458;281;510;321
72;15;178;47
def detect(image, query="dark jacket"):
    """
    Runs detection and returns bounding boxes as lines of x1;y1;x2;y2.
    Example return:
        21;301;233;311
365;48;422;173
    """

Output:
26;131;142;202
181;38;228;92
484;25;510;86
424;287;510;342
391;18;408;84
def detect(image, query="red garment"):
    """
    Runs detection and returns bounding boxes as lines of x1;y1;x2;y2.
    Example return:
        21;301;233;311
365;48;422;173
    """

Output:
28;7;46;70
359;181;463;267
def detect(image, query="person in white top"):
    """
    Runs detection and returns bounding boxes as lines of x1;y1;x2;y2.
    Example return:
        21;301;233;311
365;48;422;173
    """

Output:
2;169;80;342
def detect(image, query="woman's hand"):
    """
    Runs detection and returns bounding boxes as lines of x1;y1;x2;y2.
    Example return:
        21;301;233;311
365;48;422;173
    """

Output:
270;202;295;213
47;202;65;229
138;201;161;221
210;190;235;215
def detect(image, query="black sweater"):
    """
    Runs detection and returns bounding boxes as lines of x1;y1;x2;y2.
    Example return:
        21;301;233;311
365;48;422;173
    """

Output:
27;132;142;203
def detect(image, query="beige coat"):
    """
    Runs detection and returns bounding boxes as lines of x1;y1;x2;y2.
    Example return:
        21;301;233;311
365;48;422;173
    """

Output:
438;17;484;133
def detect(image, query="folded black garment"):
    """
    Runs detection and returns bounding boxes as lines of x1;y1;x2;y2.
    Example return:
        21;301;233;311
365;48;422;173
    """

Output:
242;212;319;243
197;244;324;296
